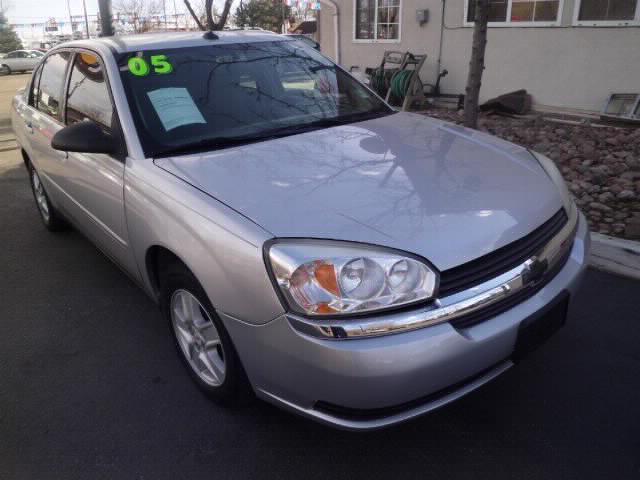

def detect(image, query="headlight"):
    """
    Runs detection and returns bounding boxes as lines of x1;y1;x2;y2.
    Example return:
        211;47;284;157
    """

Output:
266;240;439;316
530;151;573;211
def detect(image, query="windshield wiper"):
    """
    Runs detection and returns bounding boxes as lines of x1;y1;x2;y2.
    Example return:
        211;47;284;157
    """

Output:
309;64;336;73
154;127;324;157
154;136;266;157
155;110;394;157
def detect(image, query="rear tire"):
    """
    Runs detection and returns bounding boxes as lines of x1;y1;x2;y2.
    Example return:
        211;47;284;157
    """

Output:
160;263;252;405
0;65;11;75
28;162;68;232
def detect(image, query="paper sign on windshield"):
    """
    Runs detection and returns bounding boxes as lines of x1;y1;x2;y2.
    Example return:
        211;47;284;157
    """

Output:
147;88;206;132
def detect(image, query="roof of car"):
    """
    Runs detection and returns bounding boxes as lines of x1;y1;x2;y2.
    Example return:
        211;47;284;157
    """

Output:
57;30;288;54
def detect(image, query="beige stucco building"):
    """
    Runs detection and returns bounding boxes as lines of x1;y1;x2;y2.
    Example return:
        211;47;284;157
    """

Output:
316;0;640;113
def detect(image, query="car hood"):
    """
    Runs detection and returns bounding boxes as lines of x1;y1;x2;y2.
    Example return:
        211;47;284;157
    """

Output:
154;112;563;271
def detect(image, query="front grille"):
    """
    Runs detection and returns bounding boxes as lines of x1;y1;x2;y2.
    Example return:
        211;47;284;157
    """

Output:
438;208;568;298
449;245;572;329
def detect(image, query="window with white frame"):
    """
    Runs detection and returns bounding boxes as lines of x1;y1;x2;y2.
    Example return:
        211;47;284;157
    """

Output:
466;0;561;24
355;0;400;40
575;0;639;23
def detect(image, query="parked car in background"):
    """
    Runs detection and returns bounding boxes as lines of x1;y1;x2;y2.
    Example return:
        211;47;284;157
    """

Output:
11;31;589;431
1;50;44;75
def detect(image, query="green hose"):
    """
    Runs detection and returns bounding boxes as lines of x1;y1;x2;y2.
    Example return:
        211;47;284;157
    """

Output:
370;68;389;97
369;68;414;100
390;70;413;100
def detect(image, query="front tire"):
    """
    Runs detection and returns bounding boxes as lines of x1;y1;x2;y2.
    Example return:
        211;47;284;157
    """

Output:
29;163;68;232
160;265;251;405
0;65;11;75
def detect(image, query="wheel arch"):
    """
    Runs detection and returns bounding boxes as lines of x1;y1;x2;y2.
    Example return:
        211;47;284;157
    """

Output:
21;148;30;169
145;245;194;301
124;165;283;323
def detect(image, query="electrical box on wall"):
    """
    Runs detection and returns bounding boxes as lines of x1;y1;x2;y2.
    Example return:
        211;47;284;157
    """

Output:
416;9;429;26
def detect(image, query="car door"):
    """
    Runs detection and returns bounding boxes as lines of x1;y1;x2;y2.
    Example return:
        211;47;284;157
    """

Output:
28;51;72;207
25;52;41;71
4;51;20;70
13;62;42;161
17;51;29;70
13;51;29;70
55;50;139;276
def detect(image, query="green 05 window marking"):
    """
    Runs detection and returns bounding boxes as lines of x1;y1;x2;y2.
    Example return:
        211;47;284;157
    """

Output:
128;57;150;76
150;55;173;74
128;55;173;76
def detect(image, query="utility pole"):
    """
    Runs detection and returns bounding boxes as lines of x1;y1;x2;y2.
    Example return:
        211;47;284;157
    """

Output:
67;0;74;37
82;0;90;38
98;0;114;36
173;0;178;29
163;0;167;30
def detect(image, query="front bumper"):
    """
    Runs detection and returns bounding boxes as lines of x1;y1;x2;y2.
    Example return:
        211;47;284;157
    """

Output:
221;213;590;431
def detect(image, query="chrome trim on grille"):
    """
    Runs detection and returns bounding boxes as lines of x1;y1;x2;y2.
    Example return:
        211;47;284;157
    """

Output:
287;204;579;340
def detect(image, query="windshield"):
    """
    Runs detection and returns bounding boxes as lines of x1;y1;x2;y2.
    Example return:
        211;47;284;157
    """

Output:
118;40;392;157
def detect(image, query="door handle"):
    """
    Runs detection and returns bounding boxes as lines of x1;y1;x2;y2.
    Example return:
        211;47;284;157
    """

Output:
26;122;34;134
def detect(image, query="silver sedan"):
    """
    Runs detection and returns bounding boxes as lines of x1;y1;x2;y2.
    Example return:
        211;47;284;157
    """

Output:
1;50;44;75
11;31;589;430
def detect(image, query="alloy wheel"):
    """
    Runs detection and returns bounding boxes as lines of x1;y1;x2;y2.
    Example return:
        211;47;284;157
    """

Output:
31;169;50;223
170;289;226;387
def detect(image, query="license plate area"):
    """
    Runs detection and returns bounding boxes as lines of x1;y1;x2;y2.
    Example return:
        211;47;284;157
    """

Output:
513;291;569;362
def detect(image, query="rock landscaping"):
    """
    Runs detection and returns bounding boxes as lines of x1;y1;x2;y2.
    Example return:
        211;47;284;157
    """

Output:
422;109;640;240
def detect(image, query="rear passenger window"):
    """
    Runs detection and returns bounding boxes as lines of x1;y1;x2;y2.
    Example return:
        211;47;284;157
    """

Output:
66;52;113;128
37;52;71;119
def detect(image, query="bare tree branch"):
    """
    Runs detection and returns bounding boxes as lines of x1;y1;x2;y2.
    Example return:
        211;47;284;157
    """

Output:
114;0;162;32
183;0;205;29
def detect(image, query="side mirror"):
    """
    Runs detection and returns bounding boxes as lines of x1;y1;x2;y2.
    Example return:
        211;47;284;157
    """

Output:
51;120;116;155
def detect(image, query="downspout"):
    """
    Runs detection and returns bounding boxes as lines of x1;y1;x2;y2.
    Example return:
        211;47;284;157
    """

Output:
437;0;445;76
320;0;340;64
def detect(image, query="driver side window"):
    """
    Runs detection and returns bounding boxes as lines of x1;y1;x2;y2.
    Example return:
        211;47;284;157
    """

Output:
66;52;113;129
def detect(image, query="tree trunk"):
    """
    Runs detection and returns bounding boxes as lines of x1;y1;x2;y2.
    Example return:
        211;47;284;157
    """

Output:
205;0;215;30
214;0;233;29
185;0;234;32
183;0;205;30
464;0;489;129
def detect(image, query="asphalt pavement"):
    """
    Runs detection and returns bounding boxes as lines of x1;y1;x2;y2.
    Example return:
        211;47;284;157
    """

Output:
1;82;639;478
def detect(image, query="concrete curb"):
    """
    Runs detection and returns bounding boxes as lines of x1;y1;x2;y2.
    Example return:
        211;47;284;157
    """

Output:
590;232;640;280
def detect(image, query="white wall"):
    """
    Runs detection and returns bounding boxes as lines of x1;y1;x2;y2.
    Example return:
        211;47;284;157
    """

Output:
318;3;337;63
319;0;640;112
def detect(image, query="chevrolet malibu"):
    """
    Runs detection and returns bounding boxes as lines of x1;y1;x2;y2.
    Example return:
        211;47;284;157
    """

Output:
11;31;590;430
